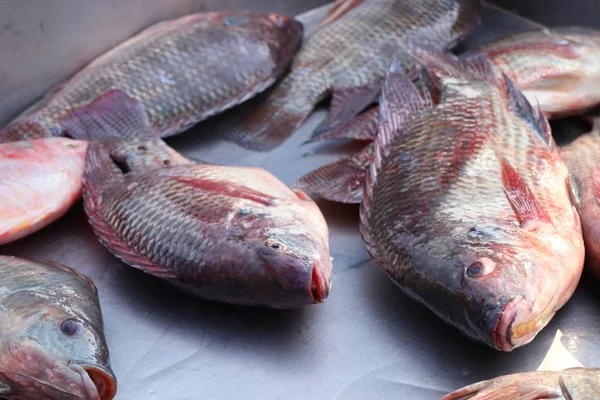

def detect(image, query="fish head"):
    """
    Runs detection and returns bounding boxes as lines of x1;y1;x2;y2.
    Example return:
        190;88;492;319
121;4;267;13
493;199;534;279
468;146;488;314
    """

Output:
442;223;573;352
4;265;116;399
238;198;332;306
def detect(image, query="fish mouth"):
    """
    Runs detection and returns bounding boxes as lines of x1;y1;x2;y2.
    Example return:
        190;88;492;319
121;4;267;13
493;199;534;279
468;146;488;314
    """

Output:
310;262;330;303
494;294;558;352
70;363;117;400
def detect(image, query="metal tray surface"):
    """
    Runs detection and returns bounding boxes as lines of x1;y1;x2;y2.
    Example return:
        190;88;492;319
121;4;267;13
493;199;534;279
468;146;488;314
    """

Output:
1;3;598;400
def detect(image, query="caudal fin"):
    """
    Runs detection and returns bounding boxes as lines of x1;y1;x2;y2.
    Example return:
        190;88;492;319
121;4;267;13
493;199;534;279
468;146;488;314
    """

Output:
293;144;373;204
222;69;329;152
61;89;157;142
307;106;379;143
310;83;381;139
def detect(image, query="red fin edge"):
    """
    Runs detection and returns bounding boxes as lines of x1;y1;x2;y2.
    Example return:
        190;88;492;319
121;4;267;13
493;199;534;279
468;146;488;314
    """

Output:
318;0;365;28
501;159;552;228
175;177;278;206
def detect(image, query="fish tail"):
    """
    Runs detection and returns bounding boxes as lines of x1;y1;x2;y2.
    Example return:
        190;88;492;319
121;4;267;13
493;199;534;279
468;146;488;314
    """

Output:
61;89;157;142
307;106;379;143
292;144;373;204
223;70;330;152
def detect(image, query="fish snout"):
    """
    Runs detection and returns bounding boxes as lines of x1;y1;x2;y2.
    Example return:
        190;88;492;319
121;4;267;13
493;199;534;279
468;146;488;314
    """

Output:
492;291;558;351
269;13;303;43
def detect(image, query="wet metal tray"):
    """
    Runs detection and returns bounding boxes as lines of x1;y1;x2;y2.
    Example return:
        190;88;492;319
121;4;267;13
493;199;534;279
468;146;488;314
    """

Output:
2;3;598;399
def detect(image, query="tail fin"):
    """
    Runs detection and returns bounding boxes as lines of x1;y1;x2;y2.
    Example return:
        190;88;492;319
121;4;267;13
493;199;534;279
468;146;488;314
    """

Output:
222;69;330;152
307;106;379;143
310;83;381;139
61;89;157;142
292;144;373;204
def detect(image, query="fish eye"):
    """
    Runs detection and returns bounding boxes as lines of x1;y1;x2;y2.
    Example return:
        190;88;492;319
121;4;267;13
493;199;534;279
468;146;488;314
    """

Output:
265;239;285;252
60;319;86;337
466;257;496;278
223;15;249;26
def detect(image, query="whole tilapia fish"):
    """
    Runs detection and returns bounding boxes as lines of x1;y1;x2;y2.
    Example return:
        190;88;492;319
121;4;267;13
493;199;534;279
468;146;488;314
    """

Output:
300;26;600;203
220;0;480;151
0;11;303;143
63;90;332;308
0;138;87;245
559;129;600;277
0;256;116;399
359;48;584;351
442;368;600;399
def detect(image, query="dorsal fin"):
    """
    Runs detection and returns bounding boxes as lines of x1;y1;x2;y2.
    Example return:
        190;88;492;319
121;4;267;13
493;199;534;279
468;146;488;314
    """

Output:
403;40;496;87
502;74;554;148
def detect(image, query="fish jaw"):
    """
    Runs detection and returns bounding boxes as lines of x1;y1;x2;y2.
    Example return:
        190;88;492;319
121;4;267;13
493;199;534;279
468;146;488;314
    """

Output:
4;340;115;399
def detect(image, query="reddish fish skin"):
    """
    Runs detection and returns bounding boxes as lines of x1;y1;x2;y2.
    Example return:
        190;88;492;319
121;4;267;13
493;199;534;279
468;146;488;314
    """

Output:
559;132;600;277
64;90;332;309
0;11;303;143
360;47;584;351
479;26;600;119
0;138;87;245
222;0;480;151
442;368;600;400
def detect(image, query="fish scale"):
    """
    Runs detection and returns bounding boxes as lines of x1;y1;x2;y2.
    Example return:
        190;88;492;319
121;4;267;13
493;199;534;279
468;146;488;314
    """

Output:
360;48;583;351
222;0;480;151
0;11;302;143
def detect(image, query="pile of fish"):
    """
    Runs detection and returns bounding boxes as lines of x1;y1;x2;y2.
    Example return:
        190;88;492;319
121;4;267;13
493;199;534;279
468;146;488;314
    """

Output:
2;0;600;397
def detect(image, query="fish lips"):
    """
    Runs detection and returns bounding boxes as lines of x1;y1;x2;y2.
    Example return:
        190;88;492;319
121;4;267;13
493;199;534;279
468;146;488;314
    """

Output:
69;362;117;400
489;292;558;352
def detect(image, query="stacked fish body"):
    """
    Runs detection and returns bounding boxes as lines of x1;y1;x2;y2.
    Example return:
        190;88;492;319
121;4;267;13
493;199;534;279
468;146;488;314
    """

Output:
297;26;600;203
478;26;600;119
0;256;116;400
221;0;480;151
63;91;333;309
0;138;87;245
559;130;600;278
359;48;584;350
442;368;600;399
0;11;303;143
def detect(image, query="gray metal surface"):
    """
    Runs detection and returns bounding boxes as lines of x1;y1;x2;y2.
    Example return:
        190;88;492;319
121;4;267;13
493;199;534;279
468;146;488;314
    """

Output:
1;3;599;400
